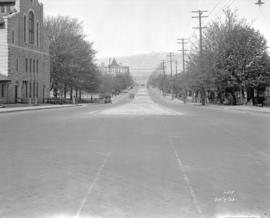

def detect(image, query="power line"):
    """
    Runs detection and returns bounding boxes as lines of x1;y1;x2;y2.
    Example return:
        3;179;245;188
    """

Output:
226;0;237;8
211;0;236;19
208;0;227;17
258;6;270;26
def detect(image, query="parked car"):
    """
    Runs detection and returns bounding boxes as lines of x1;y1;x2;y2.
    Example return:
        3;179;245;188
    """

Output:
99;94;112;104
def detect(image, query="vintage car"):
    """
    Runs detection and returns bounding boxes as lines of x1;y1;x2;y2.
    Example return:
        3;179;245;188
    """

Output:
99;94;112;104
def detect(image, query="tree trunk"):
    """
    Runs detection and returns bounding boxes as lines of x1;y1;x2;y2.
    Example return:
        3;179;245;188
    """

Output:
201;88;206;105
70;87;73;100
64;84;67;99
249;88;255;105
217;90;223;104
53;88;58;99
231;92;237;105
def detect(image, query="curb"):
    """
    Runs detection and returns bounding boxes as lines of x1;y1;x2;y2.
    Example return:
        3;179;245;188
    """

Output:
202;105;270;114
225;107;270;114
0;104;82;114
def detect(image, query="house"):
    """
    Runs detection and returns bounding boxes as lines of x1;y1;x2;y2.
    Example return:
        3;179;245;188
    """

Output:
0;0;50;104
99;58;130;76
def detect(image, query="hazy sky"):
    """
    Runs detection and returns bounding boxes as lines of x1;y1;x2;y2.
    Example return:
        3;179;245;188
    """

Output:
42;0;270;58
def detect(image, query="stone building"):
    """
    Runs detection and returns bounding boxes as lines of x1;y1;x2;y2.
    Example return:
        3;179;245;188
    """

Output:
0;0;50;104
99;58;130;76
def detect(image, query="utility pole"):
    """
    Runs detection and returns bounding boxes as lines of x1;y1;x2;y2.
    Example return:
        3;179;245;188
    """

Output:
108;58;111;74
167;52;174;77
175;60;178;77
192;10;208;56
161;60;166;76
160;60;166;94
192;10;208;105
177;38;188;74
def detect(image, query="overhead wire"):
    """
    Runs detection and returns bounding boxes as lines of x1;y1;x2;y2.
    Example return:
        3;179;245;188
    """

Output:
208;0;227;18
210;0;237;19
258;6;270;26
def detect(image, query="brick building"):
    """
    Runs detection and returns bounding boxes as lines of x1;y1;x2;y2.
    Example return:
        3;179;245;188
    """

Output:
0;0;50;104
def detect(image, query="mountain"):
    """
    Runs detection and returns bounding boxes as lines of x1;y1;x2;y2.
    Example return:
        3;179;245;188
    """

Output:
97;52;183;83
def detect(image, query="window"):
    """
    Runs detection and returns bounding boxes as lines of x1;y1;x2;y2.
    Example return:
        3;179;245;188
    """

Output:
33;60;35;73
23;15;26;43
36;60;39;73
25;58;28;72
28;11;34;44
11;31;15;44
36;22;39;47
29;59;32;72
16;59;19;72
29;82;32;98
33;81;35;97
36;81;39;98
1;84;4;97
6;5;10;13
1;6;5;13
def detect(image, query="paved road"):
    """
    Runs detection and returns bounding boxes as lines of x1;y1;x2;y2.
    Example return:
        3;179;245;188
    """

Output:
0;87;269;218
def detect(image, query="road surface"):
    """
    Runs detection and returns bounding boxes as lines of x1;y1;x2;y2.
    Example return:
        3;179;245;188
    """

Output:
0;87;269;218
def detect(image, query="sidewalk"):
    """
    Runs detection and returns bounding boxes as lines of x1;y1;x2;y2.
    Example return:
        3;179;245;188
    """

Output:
0;104;81;114
152;88;270;114
208;104;270;114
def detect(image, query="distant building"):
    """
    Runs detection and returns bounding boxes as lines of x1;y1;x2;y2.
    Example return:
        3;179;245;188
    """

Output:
99;58;130;76
0;0;50;104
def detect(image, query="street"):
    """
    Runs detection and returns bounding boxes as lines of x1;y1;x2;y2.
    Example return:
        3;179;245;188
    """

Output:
0;87;269;218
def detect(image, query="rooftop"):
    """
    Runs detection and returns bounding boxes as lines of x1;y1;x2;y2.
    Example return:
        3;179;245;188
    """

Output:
109;58;121;68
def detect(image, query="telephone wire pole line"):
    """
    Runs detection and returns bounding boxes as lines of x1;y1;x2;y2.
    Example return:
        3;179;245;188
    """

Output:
167;52;174;77
192;10;208;56
177;38;189;74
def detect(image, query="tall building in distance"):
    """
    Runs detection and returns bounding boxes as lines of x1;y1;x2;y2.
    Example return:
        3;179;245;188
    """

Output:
0;0;50;104
99;58;130;76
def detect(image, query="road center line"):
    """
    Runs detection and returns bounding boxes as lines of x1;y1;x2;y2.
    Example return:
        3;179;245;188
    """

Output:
171;142;206;218
161;120;206;218
75;152;111;218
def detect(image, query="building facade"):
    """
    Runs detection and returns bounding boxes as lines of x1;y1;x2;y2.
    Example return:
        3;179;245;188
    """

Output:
99;58;130;76
0;0;50;104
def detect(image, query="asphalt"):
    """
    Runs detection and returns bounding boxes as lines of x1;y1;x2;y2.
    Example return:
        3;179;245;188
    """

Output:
0;87;269;218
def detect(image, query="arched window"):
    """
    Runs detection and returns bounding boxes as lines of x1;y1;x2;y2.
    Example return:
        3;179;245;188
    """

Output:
28;11;34;44
23;15;26;42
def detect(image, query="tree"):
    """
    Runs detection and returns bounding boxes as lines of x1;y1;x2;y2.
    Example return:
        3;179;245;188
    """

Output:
186;9;270;105
44;16;99;99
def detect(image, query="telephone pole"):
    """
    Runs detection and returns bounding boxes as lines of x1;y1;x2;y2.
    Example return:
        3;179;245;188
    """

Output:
161;60;166;76
177;38;188;74
167;52;174;77
160;60;166;93
192;10;208;105
175;60;178;76
192;10;208;56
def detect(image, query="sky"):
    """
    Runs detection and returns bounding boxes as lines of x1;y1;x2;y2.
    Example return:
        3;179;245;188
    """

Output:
42;0;270;58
